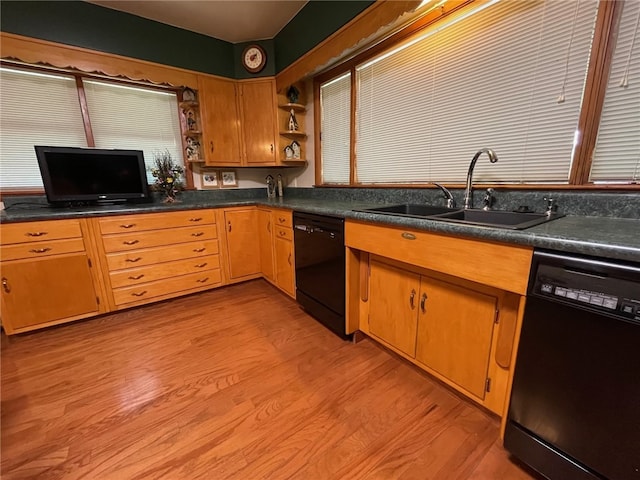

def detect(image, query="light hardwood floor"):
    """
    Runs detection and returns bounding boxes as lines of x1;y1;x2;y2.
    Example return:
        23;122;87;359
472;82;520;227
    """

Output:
1;280;539;479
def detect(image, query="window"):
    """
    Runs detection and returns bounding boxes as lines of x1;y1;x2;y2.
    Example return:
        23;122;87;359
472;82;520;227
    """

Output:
0;67;87;189
589;0;640;183
0;67;184;191
316;0;638;187
83;80;183;183
320;72;351;184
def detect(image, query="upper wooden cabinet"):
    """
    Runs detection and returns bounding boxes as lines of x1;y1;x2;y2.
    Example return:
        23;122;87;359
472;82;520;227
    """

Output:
238;79;277;165
198;75;242;166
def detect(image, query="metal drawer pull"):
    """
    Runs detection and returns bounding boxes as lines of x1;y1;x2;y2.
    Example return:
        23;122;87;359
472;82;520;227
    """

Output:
191;232;204;237
131;290;147;297
409;289;416;309
278;217;286;223
193;248;206;253
126;257;142;263
128;274;145;280
30;247;51;254
189;217;202;222
401;232;416;240
2;277;10;293
26;231;47;237
123;240;139;245
195;263;208;268
421;292;428;313
279;231;286;237
120;224;136;229
196;277;209;283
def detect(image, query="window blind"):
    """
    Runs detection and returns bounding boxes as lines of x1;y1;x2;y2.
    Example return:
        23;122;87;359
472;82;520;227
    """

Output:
355;0;598;185
0;67;87;189
320;72;351;184
589;0;640;183
83;80;183;182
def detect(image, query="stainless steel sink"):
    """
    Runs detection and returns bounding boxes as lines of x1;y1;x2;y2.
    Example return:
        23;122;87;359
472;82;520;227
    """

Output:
357;204;563;230
432;209;563;229
357;204;457;217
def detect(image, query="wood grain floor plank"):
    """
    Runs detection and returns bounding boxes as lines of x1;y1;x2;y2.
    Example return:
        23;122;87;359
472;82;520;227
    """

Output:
1;280;538;479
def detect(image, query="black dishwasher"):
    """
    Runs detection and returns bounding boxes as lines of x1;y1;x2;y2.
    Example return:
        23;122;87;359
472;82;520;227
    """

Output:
505;249;640;480
293;212;347;339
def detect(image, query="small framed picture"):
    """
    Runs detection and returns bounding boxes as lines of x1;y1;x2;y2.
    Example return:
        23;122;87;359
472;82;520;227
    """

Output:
221;170;238;188
201;170;220;189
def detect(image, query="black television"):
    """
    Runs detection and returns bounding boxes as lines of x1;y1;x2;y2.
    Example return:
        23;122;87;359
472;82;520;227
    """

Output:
35;146;152;206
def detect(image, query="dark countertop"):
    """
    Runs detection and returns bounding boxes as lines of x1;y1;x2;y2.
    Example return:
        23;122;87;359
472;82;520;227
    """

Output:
2;196;639;263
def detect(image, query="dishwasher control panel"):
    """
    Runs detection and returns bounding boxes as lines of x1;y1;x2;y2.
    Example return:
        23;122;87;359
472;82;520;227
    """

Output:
531;251;640;323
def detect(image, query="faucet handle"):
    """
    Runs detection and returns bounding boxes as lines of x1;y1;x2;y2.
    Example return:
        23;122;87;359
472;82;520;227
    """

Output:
543;196;558;215
432;183;456;209
482;188;496;211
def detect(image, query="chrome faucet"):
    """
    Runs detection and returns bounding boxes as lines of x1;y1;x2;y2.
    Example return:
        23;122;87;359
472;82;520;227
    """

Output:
433;183;456;208
463;148;498;209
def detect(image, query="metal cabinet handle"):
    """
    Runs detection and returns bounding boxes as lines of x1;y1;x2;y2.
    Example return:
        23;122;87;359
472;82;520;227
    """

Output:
228;221;232;232
193;248;206;253
120;224;136;229
210;141;214;153
196;277;209;283
401;232;416;240
279;231;286;237
278;217;286;223
195;263;208;268
288;253;292;266
123;240;139;245
191;232;204;237
420;292;428;313
26;231;47;237
267;221;271;233
270;144;274;153
126;257;142;263
128;274;145;280
131;290;147;297
29;247;51;254
2;277;10;293
189;217;202;222
409;289;416;309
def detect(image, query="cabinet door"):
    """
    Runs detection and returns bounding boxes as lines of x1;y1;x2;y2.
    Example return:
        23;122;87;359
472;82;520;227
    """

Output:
239;80;277;165
0;254;99;332
274;236;295;297
257;208;275;282
368;259;420;357
198;75;242;166
224;209;260;279
415;276;497;399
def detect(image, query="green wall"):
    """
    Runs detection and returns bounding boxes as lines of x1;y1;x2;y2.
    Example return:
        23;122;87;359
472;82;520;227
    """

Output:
0;0;375;79
274;1;375;72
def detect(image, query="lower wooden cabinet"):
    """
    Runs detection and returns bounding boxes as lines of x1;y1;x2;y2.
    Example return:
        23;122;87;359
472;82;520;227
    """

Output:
221;207;261;281
257;208;276;282
0;219;104;334
256;207;295;298
274;232;295;297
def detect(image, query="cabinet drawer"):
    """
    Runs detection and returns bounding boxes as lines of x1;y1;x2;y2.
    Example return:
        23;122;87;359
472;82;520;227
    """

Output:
345;220;532;295
98;210;215;234
273;209;292;228
109;255;220;288
113;269;222;306
274;225;293;241
1;219;82;245
1;238;86;261
105;240;218;270
102;225;217;253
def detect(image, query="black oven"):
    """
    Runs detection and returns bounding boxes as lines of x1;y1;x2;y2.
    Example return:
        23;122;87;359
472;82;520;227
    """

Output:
293;212;348;339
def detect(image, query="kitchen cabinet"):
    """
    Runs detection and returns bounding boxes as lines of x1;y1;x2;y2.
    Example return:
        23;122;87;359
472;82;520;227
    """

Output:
93;209;222;309
0;219;105;334
238;79;277;165
257;208;275;282
221;207;261;281
346;220;531;416
198;75;242;166
256;207;295;297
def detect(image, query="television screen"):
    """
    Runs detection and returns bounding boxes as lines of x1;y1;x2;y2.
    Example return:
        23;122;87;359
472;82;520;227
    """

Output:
35;146;151;206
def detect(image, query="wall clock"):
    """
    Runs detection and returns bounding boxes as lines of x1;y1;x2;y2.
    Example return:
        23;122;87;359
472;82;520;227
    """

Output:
242;44;267;73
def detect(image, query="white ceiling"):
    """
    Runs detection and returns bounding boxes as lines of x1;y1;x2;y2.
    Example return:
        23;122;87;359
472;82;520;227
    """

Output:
87;1;309;43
